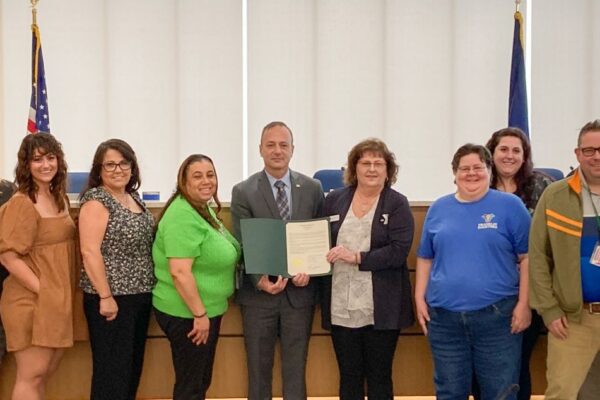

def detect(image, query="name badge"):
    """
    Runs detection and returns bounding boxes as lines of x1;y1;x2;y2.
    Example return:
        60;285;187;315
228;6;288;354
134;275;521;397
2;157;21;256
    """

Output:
591;242;600;267
329;214;340;222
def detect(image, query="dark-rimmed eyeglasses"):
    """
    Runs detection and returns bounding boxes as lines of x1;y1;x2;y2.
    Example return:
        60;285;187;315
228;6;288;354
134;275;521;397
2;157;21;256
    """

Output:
580;147;600;157
102;161;132;172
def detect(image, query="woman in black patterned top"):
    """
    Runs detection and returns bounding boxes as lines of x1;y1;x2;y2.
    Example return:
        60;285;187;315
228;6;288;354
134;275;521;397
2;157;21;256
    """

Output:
79;139;156;400
470;127;553;400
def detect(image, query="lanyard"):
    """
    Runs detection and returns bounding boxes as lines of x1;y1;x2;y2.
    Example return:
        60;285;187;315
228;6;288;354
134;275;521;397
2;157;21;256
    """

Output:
585;186;600;237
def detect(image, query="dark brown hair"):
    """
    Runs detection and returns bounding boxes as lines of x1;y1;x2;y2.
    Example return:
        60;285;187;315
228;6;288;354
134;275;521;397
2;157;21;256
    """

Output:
15;132;68;212
486;127;533;190
156;154;222;230
344;138;398;187
451;143;492;172
80;139;141;199
578;119;600;146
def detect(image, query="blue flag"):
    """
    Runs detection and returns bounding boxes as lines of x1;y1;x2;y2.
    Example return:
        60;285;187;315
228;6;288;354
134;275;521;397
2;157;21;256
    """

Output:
27;24;50;134
508;11;528;136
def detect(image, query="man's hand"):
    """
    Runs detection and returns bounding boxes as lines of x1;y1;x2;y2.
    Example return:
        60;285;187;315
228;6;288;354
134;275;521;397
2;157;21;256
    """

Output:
291;273;310;287
547;316;569;340
257;275;288;294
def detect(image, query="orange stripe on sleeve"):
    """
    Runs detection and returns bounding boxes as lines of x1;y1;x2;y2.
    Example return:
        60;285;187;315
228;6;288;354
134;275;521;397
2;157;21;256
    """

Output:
547;220;582;238
546;209;583;228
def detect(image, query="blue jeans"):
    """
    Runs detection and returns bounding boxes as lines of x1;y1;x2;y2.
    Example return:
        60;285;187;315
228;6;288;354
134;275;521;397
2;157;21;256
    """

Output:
427;296;522;400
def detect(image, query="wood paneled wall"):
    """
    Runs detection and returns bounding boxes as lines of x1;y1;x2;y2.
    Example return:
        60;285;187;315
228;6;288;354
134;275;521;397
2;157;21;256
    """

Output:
0;205;547;399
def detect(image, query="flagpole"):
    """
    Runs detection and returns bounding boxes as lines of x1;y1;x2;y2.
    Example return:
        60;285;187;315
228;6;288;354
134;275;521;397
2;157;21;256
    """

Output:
515;0;521;13
31;0;38;26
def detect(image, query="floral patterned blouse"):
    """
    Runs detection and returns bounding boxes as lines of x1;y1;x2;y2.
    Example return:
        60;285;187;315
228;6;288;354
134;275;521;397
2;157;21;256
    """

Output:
79;187;156;295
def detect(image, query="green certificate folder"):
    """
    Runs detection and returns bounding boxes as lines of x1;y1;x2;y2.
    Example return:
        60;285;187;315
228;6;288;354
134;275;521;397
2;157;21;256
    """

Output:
240;218;331;277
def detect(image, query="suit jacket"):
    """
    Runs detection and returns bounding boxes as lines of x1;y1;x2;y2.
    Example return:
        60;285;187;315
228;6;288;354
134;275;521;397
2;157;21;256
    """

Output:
231;169;324;308
319;185;415;330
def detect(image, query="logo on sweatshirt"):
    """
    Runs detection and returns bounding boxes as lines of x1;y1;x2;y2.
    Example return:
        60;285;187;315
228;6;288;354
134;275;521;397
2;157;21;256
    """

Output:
478;213;498;230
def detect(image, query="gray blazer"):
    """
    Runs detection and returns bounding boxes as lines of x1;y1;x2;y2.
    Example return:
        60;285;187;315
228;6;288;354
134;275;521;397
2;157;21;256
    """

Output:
231;169;324;308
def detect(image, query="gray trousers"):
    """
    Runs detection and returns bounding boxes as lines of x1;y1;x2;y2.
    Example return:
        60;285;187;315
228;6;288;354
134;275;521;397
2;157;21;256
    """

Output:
241;297;314;400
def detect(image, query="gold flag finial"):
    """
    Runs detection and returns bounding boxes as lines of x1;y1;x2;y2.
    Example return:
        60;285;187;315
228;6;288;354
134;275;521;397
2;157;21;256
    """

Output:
31;0;39;26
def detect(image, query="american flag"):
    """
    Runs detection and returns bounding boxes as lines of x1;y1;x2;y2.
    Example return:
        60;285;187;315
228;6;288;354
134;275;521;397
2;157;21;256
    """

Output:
27;24;50;134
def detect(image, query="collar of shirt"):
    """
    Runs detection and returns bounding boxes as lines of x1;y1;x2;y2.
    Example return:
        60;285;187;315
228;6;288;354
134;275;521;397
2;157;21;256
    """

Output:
579;172;600;216
264;169;293;213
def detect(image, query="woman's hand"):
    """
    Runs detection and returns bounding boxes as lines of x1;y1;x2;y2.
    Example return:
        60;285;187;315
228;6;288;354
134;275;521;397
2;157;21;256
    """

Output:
511;300;531;334
0;251;41;294
326;245;358;264
188;315;210;345
415;297;430;336
99;296;118;321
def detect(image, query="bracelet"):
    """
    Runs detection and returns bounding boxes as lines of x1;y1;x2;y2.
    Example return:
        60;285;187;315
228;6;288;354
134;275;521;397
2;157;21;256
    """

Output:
99;294;112;300
193;312;207;319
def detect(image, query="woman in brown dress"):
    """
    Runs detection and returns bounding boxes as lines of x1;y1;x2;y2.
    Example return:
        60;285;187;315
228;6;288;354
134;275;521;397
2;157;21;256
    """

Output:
0;133;76;400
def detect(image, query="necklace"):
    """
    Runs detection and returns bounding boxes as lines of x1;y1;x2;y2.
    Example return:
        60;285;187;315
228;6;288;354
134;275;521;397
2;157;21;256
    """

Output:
353;190;379;214
103;186;129;208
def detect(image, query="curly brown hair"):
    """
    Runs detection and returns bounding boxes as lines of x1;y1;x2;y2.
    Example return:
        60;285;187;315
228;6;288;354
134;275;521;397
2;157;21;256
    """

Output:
15;132;68;212
343;138;398;187
80;139;141;199
156;154;222;230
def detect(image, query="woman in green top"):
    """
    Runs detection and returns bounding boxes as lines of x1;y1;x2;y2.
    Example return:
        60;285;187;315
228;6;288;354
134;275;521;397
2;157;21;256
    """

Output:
152;154;240;400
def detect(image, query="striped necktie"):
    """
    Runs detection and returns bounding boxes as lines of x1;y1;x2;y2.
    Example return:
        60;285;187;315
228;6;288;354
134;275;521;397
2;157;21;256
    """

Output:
274;180;291;220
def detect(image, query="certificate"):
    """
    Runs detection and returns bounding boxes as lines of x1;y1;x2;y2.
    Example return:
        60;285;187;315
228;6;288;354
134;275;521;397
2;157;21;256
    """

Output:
240;217;331;277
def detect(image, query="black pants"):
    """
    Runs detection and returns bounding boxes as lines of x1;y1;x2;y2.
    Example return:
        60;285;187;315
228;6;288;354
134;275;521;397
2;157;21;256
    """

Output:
331;324;400;400
471;309;544;400
154;308;222;400
83;292;152;400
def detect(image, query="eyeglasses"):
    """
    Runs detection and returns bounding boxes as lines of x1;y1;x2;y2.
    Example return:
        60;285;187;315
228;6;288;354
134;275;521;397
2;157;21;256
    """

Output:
457;165;487;174
358;161;386;170
580;147;600;157
102;160;132;172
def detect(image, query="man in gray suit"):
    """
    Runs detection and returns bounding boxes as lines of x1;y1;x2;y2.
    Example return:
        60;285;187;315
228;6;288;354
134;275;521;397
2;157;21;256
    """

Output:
231;121;324;400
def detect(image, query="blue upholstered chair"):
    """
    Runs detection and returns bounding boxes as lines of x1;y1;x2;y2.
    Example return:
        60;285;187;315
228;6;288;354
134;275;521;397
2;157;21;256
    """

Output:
67;172;89;194
534;167;564;181
313;169;344;193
